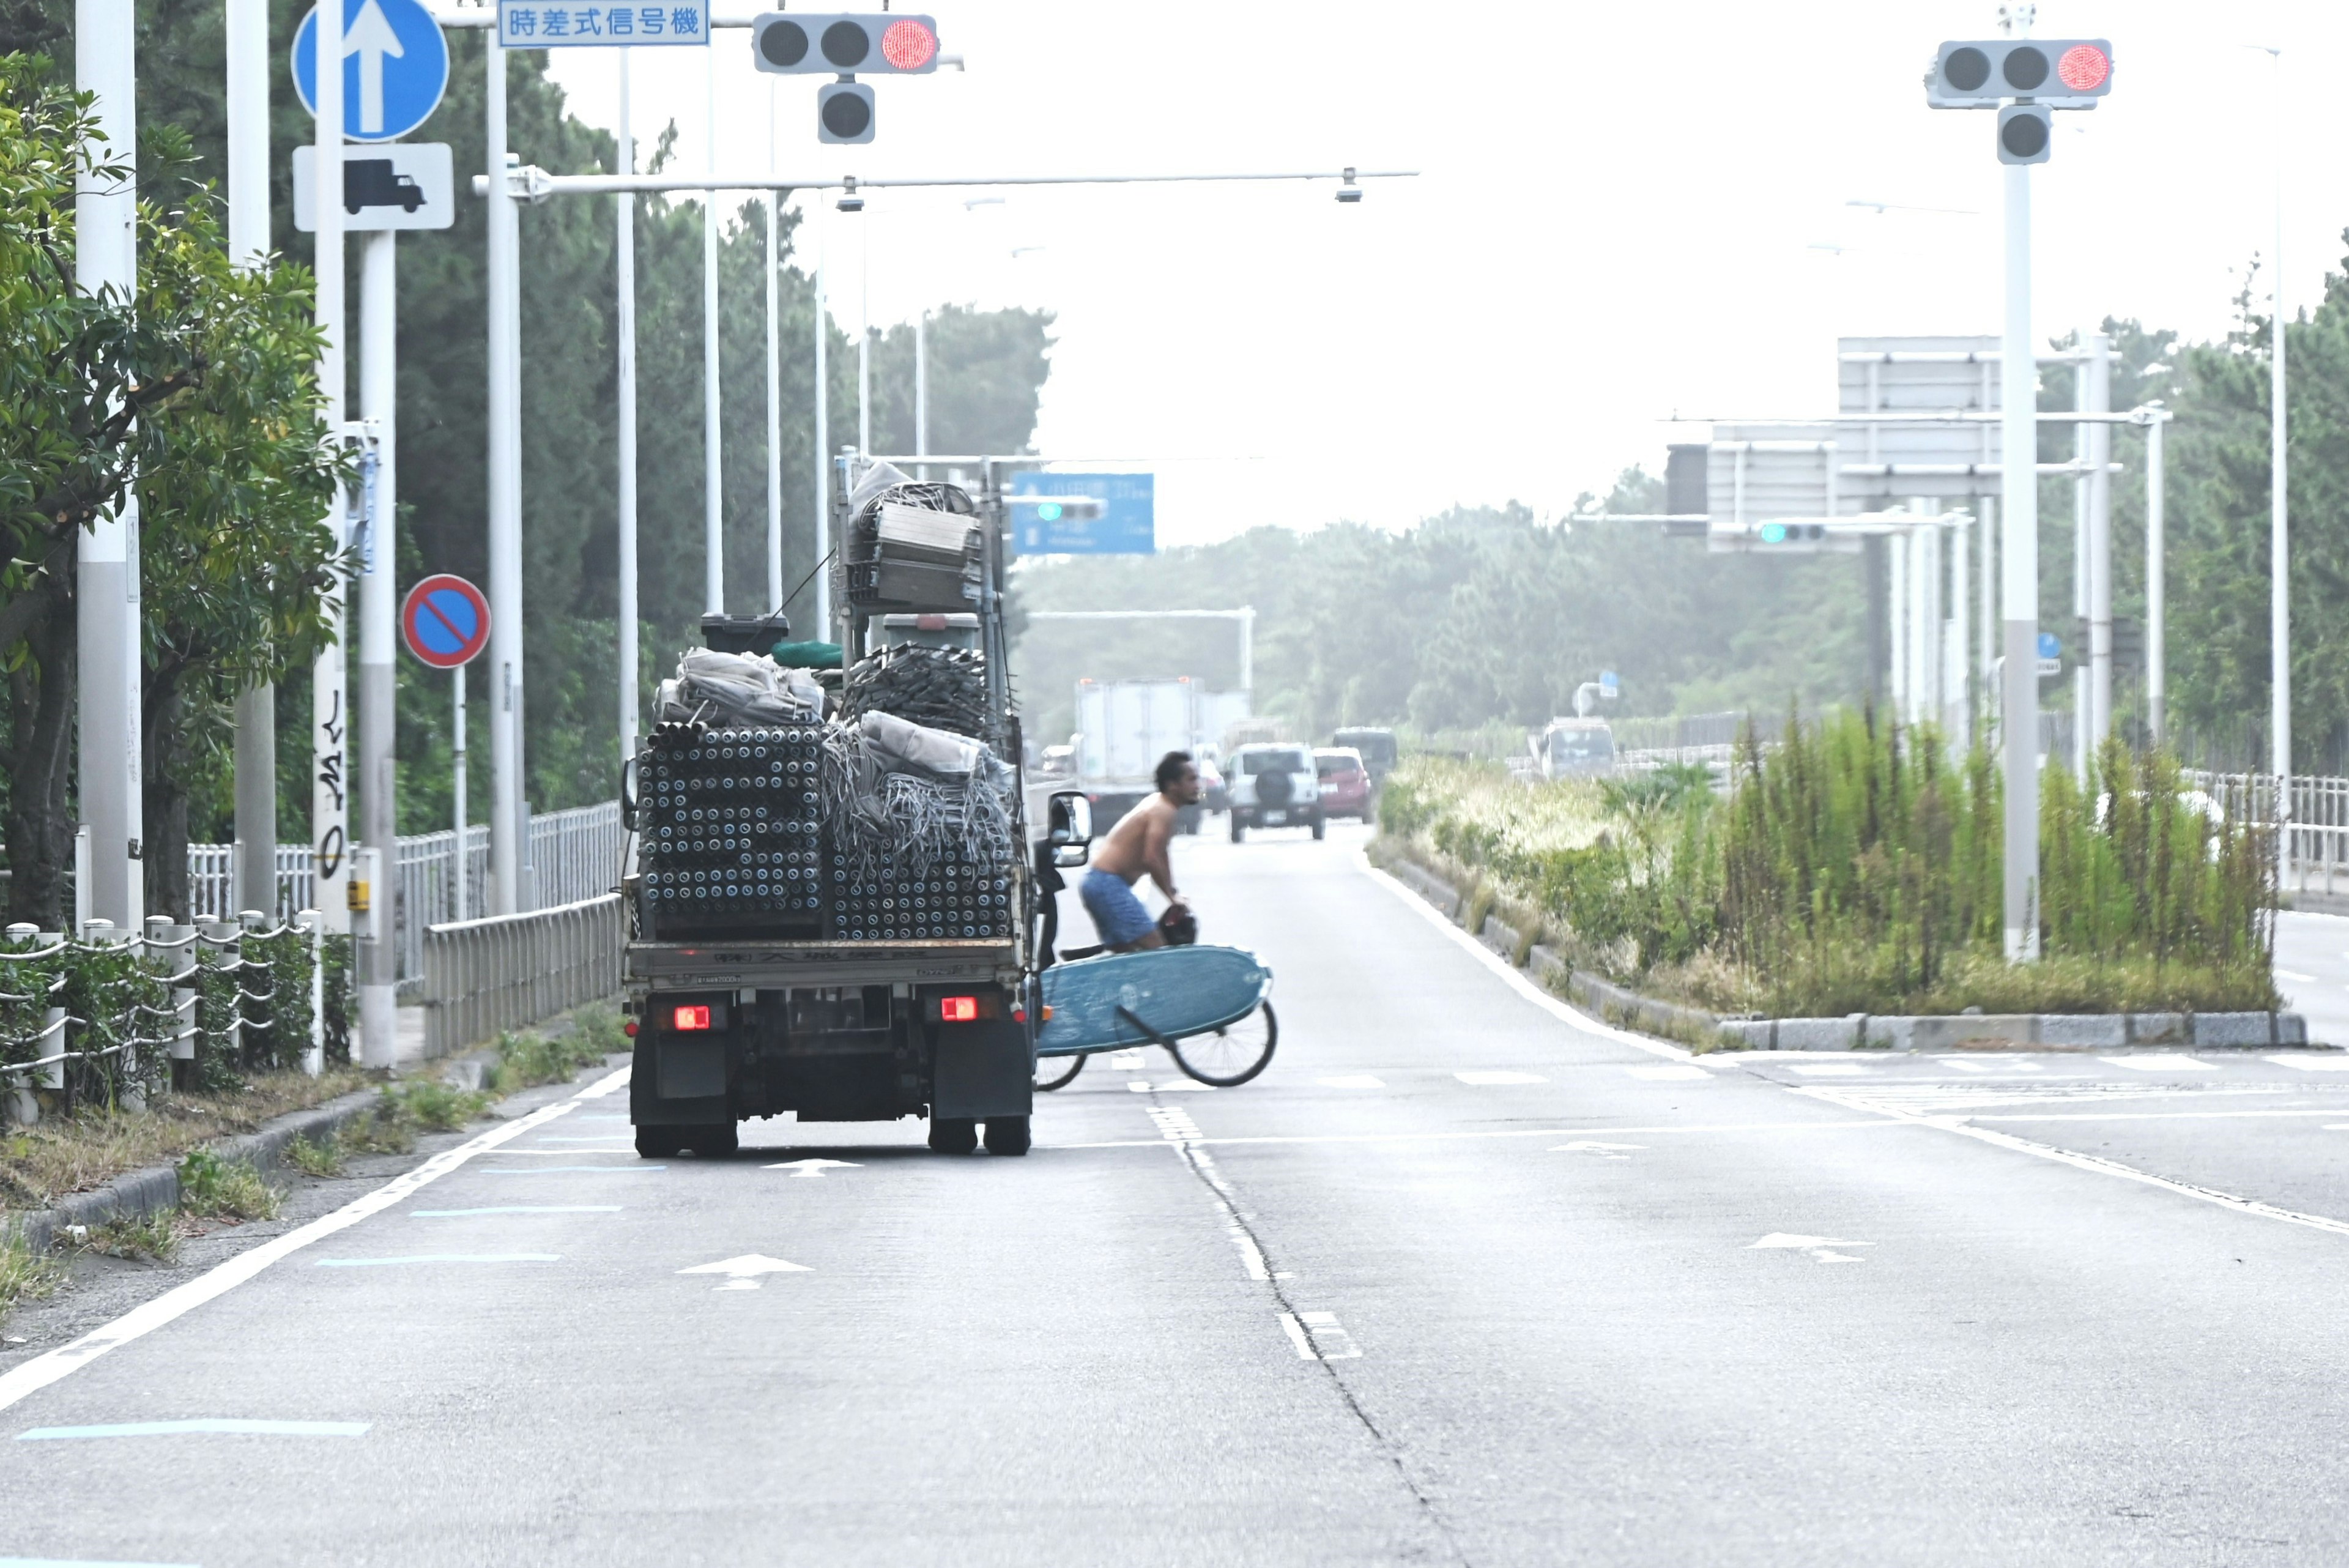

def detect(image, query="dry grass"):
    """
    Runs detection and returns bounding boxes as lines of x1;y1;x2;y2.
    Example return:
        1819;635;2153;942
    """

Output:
0;1067;371;1213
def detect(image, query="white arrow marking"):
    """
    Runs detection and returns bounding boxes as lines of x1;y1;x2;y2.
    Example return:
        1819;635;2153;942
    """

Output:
677;1254;811;1291
341;0;405;136
762;1158;863;1178
1551;1141;1644;1158
1749;1232;1872;1263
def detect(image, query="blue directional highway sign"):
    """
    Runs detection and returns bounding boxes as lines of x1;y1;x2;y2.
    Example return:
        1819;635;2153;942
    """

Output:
293;0;450;143
1011;473;1155;555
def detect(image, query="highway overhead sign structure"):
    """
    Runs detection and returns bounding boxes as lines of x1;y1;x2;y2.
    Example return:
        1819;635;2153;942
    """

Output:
1011;473;1155;555
401;574;492;669
292;143;455;231
497;0;709;45
292;0;450;142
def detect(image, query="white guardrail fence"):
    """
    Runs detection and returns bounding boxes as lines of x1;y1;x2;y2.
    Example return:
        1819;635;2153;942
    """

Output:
420;893;625;1060
186;800;626;1001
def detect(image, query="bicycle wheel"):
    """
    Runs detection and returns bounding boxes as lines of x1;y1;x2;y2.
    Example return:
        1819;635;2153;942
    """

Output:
1035;1052;1087;1092
1170;1001;1278;1087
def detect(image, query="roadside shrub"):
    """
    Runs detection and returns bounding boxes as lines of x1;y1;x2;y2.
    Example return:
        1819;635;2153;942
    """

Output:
388;1080;491;1132
176;1149;280;1221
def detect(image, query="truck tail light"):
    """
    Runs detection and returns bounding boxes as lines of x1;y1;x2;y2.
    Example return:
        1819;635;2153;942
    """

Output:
940;995;978;1023
623;1019;639;1037
673;1004;712;1031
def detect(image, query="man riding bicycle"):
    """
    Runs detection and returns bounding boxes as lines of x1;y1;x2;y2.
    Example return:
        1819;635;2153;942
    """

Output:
1080;751;1199;952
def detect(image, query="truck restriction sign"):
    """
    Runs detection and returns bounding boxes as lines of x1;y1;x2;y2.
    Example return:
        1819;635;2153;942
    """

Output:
402;574;491;668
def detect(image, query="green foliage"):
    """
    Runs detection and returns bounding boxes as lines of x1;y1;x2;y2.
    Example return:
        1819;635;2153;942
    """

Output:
176;1146;279;1221
385;1079;489;1133
283;1132;341;1178
0;1219;62;1321
91;1208;180;1261
486;1016;614;1093
1382;715;2277;1017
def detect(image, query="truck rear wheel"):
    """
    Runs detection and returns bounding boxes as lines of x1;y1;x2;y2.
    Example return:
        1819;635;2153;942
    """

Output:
686;1123;738;1157
635;1126;681;1159
928;1117;979;1154
1229;815;1246;844
984;1117;1031;1156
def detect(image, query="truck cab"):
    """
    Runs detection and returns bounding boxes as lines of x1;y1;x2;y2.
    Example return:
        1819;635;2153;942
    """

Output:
1535;719;1617;779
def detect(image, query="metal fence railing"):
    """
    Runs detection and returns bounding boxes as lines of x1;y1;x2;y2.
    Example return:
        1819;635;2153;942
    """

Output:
421;893;624;1060
2188;772;2349;899
185;800;626;1000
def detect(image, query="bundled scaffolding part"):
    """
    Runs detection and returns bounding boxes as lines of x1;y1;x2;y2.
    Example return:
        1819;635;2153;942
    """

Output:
818;710;1020;935
652;649;825;727
839;642;990;737
634;721;828;939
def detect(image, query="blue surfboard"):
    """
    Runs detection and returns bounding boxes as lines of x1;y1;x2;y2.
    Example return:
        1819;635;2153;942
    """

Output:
1036;945;1273;1057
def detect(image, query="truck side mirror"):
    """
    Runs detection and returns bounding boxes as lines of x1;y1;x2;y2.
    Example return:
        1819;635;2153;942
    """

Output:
1047;790;1093;868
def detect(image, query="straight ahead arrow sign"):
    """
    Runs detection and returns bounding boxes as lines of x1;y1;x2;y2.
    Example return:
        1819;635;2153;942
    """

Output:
343;0;405;136
678;1254;812;1291
762;1159;863;1178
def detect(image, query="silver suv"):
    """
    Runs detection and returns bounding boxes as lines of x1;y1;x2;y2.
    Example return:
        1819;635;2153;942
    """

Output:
1227;743;1323;842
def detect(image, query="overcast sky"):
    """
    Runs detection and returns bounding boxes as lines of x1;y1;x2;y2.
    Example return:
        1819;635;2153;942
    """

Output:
542;1;2345;548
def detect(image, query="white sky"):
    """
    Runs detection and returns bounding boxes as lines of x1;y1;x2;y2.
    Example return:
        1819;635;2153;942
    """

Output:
542;0;2345;548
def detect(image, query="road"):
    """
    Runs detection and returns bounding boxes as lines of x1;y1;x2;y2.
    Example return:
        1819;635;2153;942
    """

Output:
9;822;2349;1565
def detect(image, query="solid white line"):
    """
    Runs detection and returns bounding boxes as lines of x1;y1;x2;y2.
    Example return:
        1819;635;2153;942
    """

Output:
0;1065;632;1416
1354;852;1690;1060
1967;1107;2349;1125
1792;1084;2349;1240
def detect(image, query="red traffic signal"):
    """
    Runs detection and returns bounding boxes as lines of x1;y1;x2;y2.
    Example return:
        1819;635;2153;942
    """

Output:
1929;38;2113;108
752;12;941;75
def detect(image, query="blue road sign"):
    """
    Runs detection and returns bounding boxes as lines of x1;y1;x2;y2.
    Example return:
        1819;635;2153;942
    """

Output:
1011;472;1155;555
293;0;450;144
2037;631;2061;661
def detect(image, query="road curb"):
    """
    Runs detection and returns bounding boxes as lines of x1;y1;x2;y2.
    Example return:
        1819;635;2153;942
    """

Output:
1369;838;2315;1055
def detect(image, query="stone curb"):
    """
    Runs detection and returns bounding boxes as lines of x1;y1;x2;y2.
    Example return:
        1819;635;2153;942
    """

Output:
10;1044;509;1255
1371;841;2315;1055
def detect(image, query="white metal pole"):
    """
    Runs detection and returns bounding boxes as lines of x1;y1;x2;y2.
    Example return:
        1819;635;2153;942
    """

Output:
2147;411;2166;745
227;0;277;915
485;35;524;915
616;48;639;767
2001;163;2040;962
1239;608;1254;701
813;205;830;642
1948;516;1969;743
358;229;396;1066
764;84;784;615
1978;494;1997;730
75;0;141;932
451;662;467;923
2085;332;2112;753
1918;510;1939;730
915;308;928;460
2270;53;2290;786
310;0;349;937
1888;531;1909;719
858;221;870;455
702;48;723;618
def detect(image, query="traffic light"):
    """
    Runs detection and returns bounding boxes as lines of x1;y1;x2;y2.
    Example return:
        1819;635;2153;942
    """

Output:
1998;104;2051;165
1707;521;1847;555
1929;39;2112;108
753;13;940;74
818;81;876;144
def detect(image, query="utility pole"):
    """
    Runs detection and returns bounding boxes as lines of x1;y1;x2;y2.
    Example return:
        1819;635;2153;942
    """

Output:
2145;408;2167;743
915;308;928;460
702;45;723;617
813;204;829;641
2084;332;2112;754
2000;160;2039;960
2266;46;2290;789
484;35;523;914
310;0;351;940
227;0;276;920
616;48;639;768
764;80;784;614
75;0;142;936
357;228;396;1066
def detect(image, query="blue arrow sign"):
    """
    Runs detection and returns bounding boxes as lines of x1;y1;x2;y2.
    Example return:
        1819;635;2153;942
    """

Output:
293;0;450;143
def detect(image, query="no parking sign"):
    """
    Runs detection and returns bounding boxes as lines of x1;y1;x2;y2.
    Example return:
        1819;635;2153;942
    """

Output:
401;574;491;668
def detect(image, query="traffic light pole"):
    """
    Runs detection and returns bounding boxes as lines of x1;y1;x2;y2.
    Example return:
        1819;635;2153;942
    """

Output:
2000;163;2040;962
358;231;398;1068
484;39;524;915
615;49;639;778
310;0;351;945
227;0;276;921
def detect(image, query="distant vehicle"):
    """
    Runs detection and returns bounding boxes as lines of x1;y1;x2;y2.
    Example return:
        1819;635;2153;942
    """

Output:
1330;726;1398;784
1228;743;1323;841
1535;718;1616;779
344;158;427;214
1195;748;1228;813
1315;747;1371;820
1073;678;1239;835
1037;744;1075;780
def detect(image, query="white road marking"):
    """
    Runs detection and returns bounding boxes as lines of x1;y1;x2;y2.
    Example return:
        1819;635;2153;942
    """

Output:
1317;1074;1386;1088
17;1419;368;1441
678;1254;811;1291
1932;1057;2047;1074
1127;1079;1214;1092
0;1066;629;1417
1146;1105;1205;1143
1795;1083;2349;1240
1551;1141;1644;1159
1229;1225;1271;1280
1628;1064;1712;1081
762;1159;862;1178
409;1206;619;1217
1277;1312;1317;1359
1106;1049;1146;1070
1786;1064;1872;1077
1750;1232;1871;1263
1455;1071;1545;1086
2101;1053;2219;1072
2277;969;2317;983
1296;1311;1362;1359
1355;852;1690;1060
2268;1053;2349;1071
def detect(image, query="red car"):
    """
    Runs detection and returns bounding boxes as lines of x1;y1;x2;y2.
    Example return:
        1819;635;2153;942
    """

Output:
1314;747;1371;820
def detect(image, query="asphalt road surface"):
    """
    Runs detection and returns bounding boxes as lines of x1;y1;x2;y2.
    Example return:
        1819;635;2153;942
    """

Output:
9;821;2349;1566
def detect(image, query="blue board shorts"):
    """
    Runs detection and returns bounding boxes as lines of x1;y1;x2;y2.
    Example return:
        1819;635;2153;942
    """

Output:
1080;868;1156;949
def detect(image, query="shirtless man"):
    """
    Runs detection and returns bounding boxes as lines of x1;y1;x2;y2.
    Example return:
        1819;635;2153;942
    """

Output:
1080;751;1201;951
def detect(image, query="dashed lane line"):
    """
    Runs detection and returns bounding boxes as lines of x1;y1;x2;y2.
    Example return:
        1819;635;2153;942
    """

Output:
0;1065;633;1417
18;1419;368;1440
